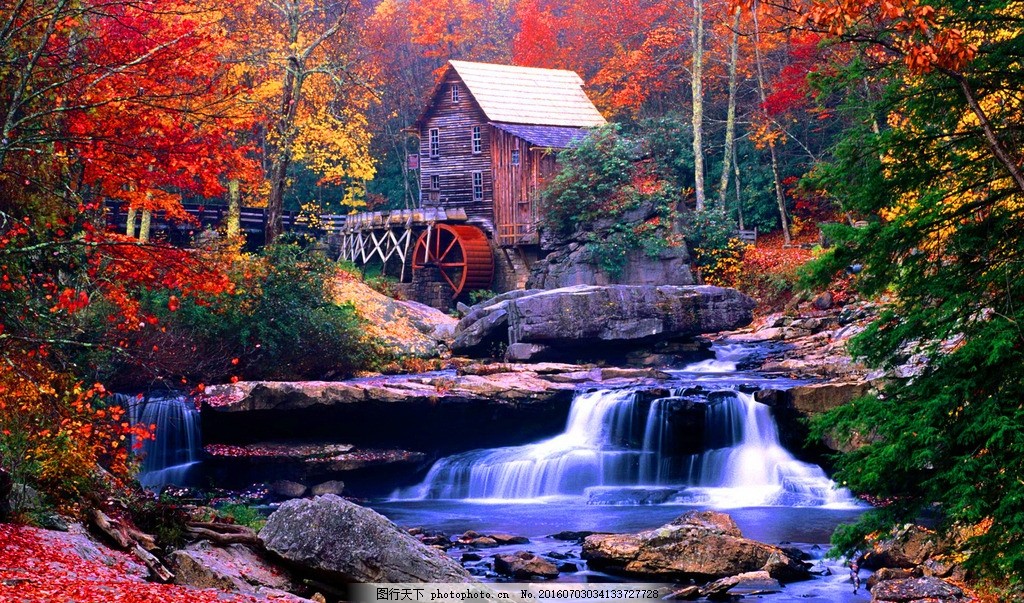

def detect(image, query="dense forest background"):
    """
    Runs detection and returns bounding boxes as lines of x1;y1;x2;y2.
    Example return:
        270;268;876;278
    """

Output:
2;0;1024;595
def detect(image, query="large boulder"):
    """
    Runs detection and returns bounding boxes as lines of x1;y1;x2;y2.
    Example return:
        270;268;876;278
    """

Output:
862;525;941;570
581;511;809;582
452;285;755;361
260;494;472;583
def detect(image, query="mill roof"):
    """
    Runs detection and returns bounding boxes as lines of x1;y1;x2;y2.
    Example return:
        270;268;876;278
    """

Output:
490;122;593;149
418;60;607;129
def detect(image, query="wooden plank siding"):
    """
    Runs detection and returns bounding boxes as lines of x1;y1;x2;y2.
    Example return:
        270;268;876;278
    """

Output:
418;75;495;232
491;128;559;246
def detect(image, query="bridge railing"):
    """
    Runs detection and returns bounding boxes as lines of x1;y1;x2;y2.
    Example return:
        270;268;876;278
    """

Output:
104;200;348;237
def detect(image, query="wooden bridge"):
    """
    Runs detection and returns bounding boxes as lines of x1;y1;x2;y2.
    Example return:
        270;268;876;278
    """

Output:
103;200;348;243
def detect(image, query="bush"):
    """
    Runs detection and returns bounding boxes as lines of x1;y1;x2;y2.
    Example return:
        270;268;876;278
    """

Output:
684;208;742;285
543;124;682;279
97;243;385;385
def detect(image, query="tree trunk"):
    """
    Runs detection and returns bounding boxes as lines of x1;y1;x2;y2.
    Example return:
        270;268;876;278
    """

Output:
125;206;137;238
139;209;152;243
265;35;304;244
717;9;741;208
952;72;1024;194
733;145;745;230
752;1;791;244
227;179;241;240
691;0;706;212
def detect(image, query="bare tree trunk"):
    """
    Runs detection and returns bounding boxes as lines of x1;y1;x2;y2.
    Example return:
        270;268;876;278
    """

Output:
227;179;241;240
691;0;706;212
733;145;745;230
125;206;137;238
266;61;300;244
951;73;1024;193
717;9;741;208
139;209;152;243
753;1;791;244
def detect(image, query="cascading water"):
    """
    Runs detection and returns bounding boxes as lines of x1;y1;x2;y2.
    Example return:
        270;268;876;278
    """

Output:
400;345;856;507
121;394;203;490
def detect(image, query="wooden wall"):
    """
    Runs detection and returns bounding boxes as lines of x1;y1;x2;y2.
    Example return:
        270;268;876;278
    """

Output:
490;128;559;246
418;75;494;232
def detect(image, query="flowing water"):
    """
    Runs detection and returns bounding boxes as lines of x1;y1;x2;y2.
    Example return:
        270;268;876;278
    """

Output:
378;344;870;600
120;344;871;600
121;393;203;490
397;344;855;508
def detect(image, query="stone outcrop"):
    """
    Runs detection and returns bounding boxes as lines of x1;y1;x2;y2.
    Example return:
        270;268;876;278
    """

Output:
453;285;755;362
528;199;694;289
581;511;809;582
529;245;694;290
260;494;472;583
870;577;967;603
201;363;679;494
169;541;312;602
858;525;970;602
331;274;456;358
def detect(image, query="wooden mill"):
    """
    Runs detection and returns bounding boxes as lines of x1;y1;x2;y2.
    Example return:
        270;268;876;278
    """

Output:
339;60;606;306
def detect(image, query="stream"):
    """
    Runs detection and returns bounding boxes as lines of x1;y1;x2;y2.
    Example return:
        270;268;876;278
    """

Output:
372;344;871;601
133;342;873;602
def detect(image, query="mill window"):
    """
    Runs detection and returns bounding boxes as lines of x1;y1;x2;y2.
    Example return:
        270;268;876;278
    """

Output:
429;128;439;158
472;126;482;154
472;171;483;201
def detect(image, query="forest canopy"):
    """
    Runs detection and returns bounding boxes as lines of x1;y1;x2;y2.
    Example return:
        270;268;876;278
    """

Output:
1;0;1023;595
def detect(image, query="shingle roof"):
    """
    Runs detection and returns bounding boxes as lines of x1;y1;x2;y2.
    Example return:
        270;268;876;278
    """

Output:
490;122;592;149
447;60;606;128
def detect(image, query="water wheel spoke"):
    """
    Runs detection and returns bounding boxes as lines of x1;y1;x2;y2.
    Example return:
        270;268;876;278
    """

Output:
439;236;459;262
438;267;459;291
438;261;467;268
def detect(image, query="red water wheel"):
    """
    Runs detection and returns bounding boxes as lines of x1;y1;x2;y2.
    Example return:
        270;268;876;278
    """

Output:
411;224;494;297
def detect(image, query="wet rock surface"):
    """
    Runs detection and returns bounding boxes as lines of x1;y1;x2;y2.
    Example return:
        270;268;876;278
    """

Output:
493;552;559;579
200;362;684;494
580;511;810;582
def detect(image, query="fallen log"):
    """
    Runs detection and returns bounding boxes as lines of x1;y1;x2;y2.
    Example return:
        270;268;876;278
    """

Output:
185;521;263;549
89;508;175;583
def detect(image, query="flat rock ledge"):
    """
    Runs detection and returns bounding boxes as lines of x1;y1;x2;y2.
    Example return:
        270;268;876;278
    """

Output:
202;364;672;414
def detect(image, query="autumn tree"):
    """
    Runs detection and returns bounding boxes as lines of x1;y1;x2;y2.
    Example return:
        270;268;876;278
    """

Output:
0;0;253;508
219;0;377;242
802;0;1024;586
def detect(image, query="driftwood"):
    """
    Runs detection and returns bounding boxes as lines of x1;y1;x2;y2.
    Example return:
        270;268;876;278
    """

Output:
186;521;264;549
89;508;174;583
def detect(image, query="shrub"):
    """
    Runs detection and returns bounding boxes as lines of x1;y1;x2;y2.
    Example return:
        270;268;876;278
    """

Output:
543;124;681;279
736;244;812;312
97;243;385;385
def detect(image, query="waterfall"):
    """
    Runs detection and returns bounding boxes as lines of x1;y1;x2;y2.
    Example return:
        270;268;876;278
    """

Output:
405;390;646;499
400;346;856;507
122;394;203;491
